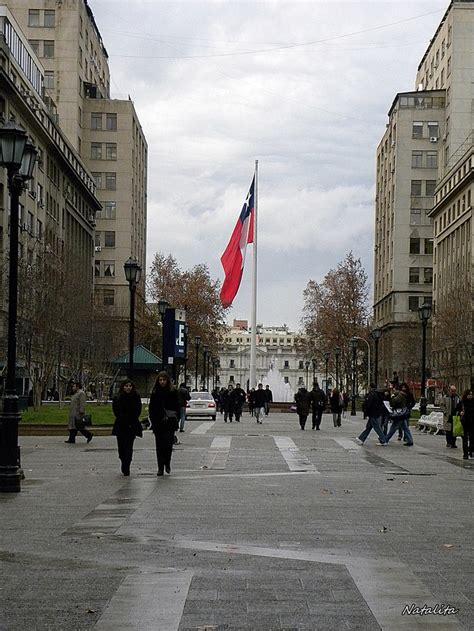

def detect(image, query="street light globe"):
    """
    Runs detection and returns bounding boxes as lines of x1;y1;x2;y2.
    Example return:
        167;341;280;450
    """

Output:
158;298;169;315
124;257;141;285
18;138;38;180
349;337;359;349
418;303;432;322
0;118;28;170
371;328;382;340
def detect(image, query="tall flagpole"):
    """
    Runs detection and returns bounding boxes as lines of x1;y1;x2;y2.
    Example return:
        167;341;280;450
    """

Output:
249;160;258;389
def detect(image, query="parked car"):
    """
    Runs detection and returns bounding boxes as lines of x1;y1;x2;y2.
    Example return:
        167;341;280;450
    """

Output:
186;392;216;420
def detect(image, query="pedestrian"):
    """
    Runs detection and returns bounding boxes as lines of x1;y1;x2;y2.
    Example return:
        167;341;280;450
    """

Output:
441;385;462;448
385;384;414;446
229;382;246;422
177;382;191;432
310;381;326;430
329;388;342;427
112;380;142;476
254;383;267;424
248;388;256;417
342;391;349;417
355;383;387;445
149;371;180;476
460;389;474;460
398;382;415;442
65;382;93;444
380;387;391;435
222;384;233;422
264;384;273;416
295;386;312;430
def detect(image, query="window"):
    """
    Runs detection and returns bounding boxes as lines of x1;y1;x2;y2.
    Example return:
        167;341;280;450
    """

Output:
424;238;433;255
105;173;116;190
229;359;235;368
27;211;34;234
91;143;102;160
410;238;421;254
95;231;101;247
284;377;289;384
426;151;438;169
105;143;117;160
106;113;117;130
103;289;115;306
411;180;422;196
91;112;102;130
104;231;115;247
409;296;419;312
298;360;304;369
92;172;103;189
43;41;54;58
284;360;289;369
427;122;439;139
36;219;43;240
103;261;115;277
425;180;436;196
28;10;40;26
424;268;433;284
44;10;55;27
29;40;40;54
412;122;423;138
103;201;116;219
412;151;423;168
410;209;421;225
409;267;420;283
44;71;54;89
94;261;100;277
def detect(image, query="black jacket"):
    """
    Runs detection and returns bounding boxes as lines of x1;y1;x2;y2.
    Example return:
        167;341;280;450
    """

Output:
365;388;386;418
112;392;143;437
295;389;312;415
229;387;246;410
149;387;180;433
254;388;267;407
311;387;326;409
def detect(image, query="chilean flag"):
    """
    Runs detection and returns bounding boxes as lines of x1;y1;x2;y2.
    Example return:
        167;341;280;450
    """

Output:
220;177;255;308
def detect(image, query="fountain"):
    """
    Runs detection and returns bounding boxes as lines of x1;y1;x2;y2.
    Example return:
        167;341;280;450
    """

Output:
261;359;294;402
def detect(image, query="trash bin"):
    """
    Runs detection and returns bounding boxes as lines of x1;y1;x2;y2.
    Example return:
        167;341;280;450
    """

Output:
18;396;29;412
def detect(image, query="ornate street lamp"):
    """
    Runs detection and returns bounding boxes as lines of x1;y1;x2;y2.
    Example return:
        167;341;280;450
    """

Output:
324;352;331;394
305;360;310;389
335;347;340;391
194;336;201;390
0;119;37;493
202;345;209;391
350;337;358;416
418;303;432;416
370;328;382;388
158;299;169;371
123;258;142;379
207;352;211;392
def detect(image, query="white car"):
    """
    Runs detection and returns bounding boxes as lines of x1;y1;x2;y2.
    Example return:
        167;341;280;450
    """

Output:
186;392;216;419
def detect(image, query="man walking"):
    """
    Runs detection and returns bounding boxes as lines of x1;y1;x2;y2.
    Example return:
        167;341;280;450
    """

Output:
310;381;326;430
442;385;462;448
254;383;267;424
355;383;387;446
65;382;93;444
177;383;191;432
264;385;273;416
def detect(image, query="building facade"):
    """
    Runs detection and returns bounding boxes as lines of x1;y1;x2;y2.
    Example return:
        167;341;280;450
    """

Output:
8;0;147;333
218;321;324;396
373;0;474;389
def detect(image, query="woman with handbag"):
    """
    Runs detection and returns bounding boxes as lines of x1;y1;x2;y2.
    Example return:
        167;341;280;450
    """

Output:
112;380;142;476
65;382;93;444
149;371;180;476
460;389;474;460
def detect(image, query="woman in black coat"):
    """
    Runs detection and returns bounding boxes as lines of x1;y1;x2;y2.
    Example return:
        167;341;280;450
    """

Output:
112;380;142;476
329;388;342;427
461;389;474;460
149;371;180;476
295;387;312;430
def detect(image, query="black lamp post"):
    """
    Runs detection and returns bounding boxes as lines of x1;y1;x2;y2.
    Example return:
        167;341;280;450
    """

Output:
123;258;142;379
305;360;310;389
350;337;358;416
324;352;330;394
335;347;340;391
418;303;432;416
215;359;220;390
183;323;189;386
158;299;169;372
207;352;211;391
370;328;382;388
194;336;201;390
0;119;37;493
312;359;316;385
202;345;209;390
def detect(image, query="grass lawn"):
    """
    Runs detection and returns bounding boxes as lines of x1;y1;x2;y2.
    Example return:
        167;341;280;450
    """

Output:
21;403;115;425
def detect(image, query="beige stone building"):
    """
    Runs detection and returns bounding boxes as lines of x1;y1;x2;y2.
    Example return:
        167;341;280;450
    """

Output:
373;0;474;389
0;5;101;389
8;0;147;329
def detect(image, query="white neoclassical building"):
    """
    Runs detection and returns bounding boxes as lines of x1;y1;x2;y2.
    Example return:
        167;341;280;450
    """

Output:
217;320;325;397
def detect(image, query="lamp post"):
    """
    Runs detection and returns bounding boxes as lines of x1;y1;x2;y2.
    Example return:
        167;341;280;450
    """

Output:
194;336;201;390
305;360;310;389
0;119;38;493
206;351;211;392
158;299;169;372
349;337;358;416
123;258;142;379
324;352;330;394
370;328;382;387
335;347;340;391
418;303;432;416
351;336;371;392
183;323;189;386
312;359;316;385
202;345;209;391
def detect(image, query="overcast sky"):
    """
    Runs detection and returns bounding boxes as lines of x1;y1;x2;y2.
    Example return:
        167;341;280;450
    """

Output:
91;0;447;330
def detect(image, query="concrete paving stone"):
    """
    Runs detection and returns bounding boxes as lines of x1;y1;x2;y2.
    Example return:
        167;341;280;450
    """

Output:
187;588;219;600
246;600;309;614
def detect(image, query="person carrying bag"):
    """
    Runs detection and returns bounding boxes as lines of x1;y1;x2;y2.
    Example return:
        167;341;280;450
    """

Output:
149;371;180;476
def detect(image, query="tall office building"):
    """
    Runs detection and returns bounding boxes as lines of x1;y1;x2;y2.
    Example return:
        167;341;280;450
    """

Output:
9;0;147;328
373;0;473;390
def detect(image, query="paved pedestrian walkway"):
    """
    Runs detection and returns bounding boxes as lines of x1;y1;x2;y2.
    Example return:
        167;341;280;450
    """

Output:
1;411;473;630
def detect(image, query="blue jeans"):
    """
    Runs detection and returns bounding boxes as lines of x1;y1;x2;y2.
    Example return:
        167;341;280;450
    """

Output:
179;407;186;431
386;418;413;445
358;415;386;444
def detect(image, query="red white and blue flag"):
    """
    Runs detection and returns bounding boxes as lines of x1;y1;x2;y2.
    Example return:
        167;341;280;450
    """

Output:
220;176;255;308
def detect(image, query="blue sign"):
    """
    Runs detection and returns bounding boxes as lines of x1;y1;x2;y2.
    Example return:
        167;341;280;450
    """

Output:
163;309;186;364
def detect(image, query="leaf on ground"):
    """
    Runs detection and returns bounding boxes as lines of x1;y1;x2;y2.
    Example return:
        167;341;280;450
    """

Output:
443;544;454;548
